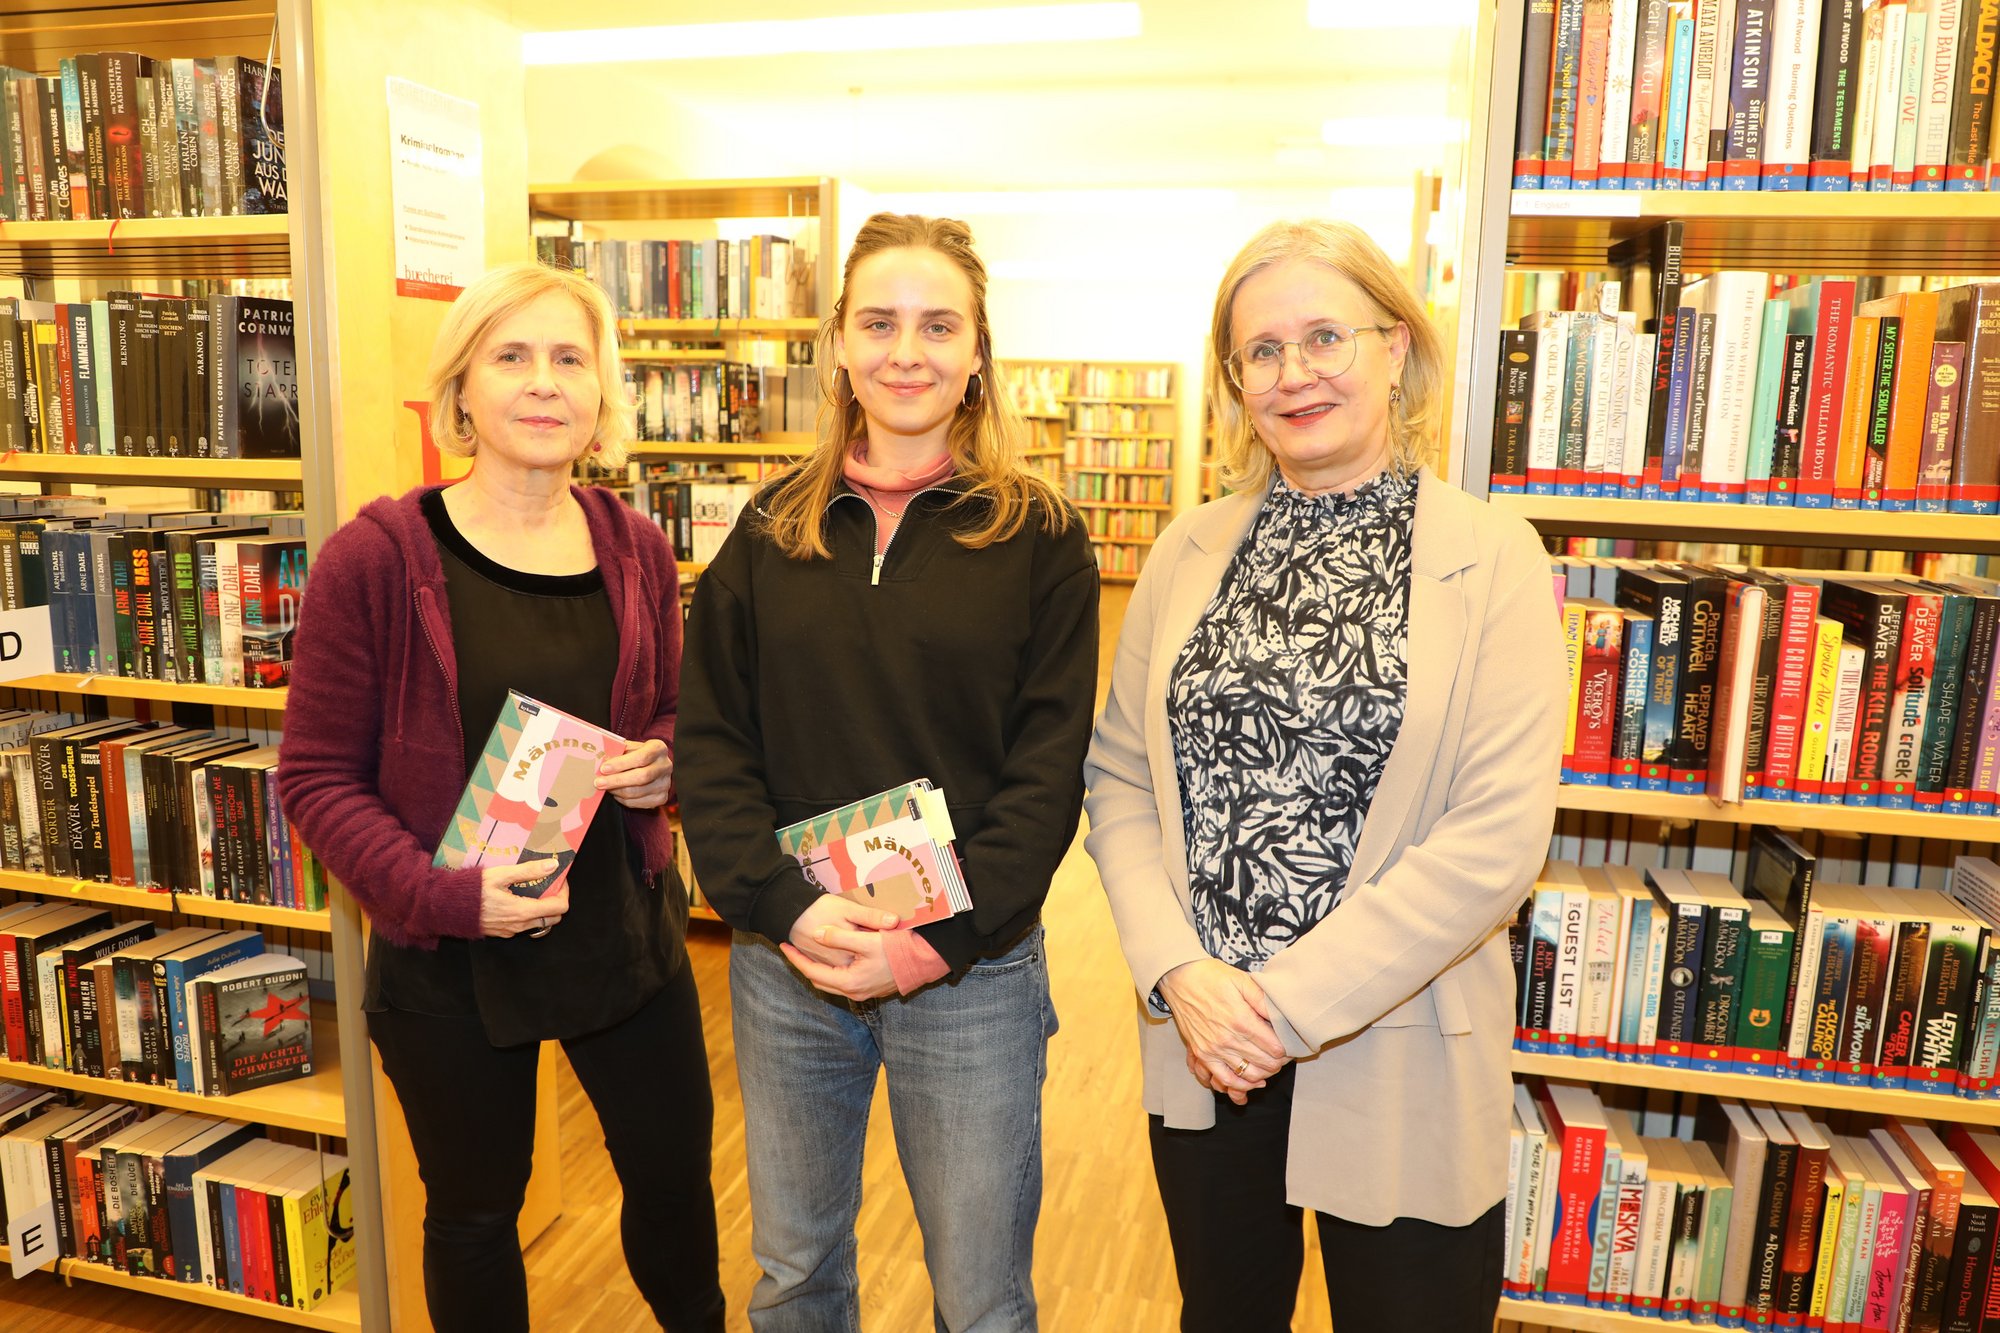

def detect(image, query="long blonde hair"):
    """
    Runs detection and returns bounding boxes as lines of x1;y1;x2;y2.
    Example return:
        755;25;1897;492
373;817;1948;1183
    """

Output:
761;213;1069;560
1207;220;1444;492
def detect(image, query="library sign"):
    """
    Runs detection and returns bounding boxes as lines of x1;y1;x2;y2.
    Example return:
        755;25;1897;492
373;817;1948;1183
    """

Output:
386;77;486;302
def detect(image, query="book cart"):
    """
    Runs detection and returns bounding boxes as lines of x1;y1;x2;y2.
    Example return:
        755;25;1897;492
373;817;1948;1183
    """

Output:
1061;360;1178;582
1450;2;2000;1329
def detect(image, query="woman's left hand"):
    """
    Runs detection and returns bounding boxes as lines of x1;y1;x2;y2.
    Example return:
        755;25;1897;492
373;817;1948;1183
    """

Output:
780;925;899;1002
599;738;673;809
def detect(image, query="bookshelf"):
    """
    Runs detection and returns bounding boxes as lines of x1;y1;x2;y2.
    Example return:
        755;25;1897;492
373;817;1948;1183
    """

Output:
1451;3;2000;1328
1061;361;1179;583
0;0;386;1304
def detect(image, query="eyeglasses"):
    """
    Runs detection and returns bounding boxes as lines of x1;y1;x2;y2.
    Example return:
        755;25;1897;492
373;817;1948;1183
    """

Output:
1223;322;1396;395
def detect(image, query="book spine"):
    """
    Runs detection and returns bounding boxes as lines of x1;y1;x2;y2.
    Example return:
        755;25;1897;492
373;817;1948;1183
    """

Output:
1763;0;1824;189
1913;0;1964;189
1494;330;1536;491
1813;0;1865;186
1724;0;1775;187
1946;0;1998;187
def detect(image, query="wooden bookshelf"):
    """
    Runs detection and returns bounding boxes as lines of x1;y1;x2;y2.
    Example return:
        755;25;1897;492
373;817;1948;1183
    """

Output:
1073;499;1172;511
1553;784;2000;841
0;1004;345;1136
0;215;293;281
1511;1049;2000;1125
618;317;821;339
1497;1298;1656;1332
0;1243;363;1331
0;867;328;932
1061;396;1176;406
1507;191;2000;273
625;439;812;463
1;675;288;711
529;177;827;224
1490;493;2000;555
0;454;306;491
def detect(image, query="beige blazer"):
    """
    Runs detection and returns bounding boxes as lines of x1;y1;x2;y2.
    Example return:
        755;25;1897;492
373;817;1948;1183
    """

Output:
1083;467;1567;1227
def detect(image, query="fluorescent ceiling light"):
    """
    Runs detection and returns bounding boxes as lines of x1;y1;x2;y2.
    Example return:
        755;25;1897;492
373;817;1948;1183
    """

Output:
523;4;1143;65
1321;116;1462;147
874;188;1239;216
1306;0;1474;28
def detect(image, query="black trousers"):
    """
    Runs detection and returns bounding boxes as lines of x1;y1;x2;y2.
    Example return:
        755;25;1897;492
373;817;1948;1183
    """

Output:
1149;1065;1506;1333
370;963;725;1333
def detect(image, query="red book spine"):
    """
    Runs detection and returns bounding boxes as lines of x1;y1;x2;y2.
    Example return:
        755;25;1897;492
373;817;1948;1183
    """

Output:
0;937;29;1061
1760;584;1822;798
237;1183;271;1302
1535;1090;1607;1305
103;739;135;887
1798;281;1857;505
54;307;78;454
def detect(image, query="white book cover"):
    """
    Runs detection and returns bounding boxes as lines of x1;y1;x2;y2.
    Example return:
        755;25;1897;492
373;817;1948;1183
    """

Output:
1631;1163;1680;1310
1551;878;1592;1044
1590;1114;1628;1301
1786;894;1834;1063
1870;0;1909;184
1623;331;1655;485
1604;313;1636;486
1913;0;1961;184
1512;1083;1554;1294
1764;0;1828;181
1601;0;1641;179
1637;886;1672;1054
1605;1109;1650;1303
1717;1102;1771;1315
1701;271;1770;496
1585;305;1622;485
1524;311;1570;485
34;945;64;1068
1822;641;1870;791
1582;876;1624;1051
1608;868;1641;1053
1892;2;1928;183
1506;1107;1527;1286
1852;2;1886;180
1684;0;1726;180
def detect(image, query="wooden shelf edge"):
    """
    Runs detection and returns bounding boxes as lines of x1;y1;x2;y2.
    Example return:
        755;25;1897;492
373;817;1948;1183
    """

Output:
1554;784;2000;841
0;1243;361;1330
0;869;330;933
1493;493;2000;555
0;1005;344;1136
1498;1295;1655;1331
0;456;305;490
1512;1049;2000;1124
0;675;288;710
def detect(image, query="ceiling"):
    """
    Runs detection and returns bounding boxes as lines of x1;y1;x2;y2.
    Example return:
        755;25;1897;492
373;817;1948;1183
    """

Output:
513;0;1479;196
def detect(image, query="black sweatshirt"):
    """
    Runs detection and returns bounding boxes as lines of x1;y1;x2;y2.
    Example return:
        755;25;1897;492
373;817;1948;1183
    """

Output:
677;480;1099;975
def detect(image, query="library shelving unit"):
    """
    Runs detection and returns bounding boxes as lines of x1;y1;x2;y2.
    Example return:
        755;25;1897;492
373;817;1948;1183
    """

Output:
1062;360;1179;583
1450;3;2000;1331
998;358;1073;486
0;2;387;1327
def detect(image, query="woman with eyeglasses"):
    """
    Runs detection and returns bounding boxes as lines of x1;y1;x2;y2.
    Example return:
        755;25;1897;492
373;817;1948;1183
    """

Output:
1083;219;1566;1331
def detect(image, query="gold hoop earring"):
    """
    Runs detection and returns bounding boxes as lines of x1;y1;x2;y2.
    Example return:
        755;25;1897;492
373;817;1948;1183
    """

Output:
832;367;854;408
1389;384;1403;406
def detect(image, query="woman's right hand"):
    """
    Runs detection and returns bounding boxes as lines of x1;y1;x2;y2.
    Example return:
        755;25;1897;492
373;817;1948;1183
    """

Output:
1157;958;1290;1105
479;861;568;938
787;893;900;968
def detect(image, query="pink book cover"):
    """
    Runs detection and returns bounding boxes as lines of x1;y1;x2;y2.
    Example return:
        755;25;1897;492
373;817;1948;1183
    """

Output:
776;781;970;929
433;691;623;900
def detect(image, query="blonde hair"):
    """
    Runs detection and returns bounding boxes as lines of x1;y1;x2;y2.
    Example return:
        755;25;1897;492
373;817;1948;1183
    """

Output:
425;261;635;469
761;213;1069;560
1207;219;1444;492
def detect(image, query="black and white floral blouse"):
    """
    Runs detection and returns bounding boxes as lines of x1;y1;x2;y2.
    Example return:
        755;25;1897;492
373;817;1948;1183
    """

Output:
1168;468;1416;969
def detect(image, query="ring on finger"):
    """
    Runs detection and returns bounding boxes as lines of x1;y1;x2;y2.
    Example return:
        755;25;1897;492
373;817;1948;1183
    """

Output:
1234;1058;1249;1076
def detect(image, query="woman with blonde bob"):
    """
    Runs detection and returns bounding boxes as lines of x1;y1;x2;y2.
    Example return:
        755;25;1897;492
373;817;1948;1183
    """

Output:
279;261;724;1332
677;213;1098;1331
1084;220;1567;1330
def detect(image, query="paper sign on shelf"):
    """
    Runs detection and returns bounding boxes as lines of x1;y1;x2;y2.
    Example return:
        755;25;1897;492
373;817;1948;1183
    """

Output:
0;606;56;682
1512;192;1644;218
386;76;485;302
8;1200;57;1277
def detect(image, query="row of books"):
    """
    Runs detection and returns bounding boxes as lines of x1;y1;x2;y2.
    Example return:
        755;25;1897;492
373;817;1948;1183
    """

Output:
1516;0;1997;191
1515;852;2000;1098
1003;363;1072;418
0;712;330;912
0;293;301;460
1066;473;1171;505
0;54;284;222
1077;507;1164;540
1510;1082;2000;1329
1490;273;2000;514
1077;366;1171;399
629;361;770;446
0;1088;351;1308
1067;438;1172;469
553;235;816;322
1069;404;1167;434
1091;542;1146;576
626;475;757;566
0;514;307;689
1553;556;1999;810
0;907;313;1096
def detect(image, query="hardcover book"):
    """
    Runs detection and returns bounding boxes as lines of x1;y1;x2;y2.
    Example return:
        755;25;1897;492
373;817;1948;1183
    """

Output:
775;779;971;929
192;952;311;1096
434;691;623;901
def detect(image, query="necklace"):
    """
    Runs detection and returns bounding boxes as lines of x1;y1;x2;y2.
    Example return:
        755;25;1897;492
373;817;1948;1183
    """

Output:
862;485;911;519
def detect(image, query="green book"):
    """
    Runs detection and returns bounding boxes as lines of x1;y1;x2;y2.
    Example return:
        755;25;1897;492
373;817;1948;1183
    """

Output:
1744;298;1789;498
1733;899;1795;1074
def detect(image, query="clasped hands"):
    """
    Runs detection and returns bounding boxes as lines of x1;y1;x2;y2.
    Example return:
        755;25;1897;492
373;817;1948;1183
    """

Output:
1158;958;1291;1106
780;894;903;1002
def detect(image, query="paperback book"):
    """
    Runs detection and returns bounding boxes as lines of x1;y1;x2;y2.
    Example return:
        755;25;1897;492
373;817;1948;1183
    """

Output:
775;779;971;928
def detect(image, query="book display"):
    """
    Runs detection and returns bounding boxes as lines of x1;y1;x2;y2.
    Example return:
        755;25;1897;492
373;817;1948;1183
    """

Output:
1063;360;1177;582
1459;2;2000;1329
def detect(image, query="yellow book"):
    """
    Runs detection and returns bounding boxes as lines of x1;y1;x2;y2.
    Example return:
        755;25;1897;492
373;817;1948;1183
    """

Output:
1562;598;1588;768
1793;616;1845;799
1832;314;1880;506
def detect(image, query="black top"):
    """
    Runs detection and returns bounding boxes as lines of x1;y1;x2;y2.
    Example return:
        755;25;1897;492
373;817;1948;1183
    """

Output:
1168;469;1415;968
677;481;1100;974
363;489;676;1046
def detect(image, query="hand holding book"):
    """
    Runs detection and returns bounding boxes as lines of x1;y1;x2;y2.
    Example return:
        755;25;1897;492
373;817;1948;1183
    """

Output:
478;862;566;939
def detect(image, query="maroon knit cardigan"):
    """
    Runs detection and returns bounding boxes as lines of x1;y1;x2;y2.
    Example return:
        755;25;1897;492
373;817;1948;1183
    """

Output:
276;484;681;948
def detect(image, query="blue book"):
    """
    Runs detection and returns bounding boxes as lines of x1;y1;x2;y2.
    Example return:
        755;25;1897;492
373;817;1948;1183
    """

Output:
219;1179;244;1294
1659;17;1696;191
163;1120;256;1285
1646;868;1708;1068
1800;913;1858;1084
1660;305;1698;495
1614;886;1656;1060
1611;614;1654;790
153;929;263;1092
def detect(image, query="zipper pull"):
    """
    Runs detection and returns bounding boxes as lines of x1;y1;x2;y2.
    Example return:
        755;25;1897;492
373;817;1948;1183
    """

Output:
871;552;884;586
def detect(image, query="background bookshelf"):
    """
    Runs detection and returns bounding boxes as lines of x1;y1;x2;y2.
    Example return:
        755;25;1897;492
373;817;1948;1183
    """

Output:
1062;360;1179;583
1452;1;2000;1328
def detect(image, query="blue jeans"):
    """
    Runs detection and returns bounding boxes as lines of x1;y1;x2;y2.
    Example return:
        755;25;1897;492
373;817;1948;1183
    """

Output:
729;925;1055;1333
